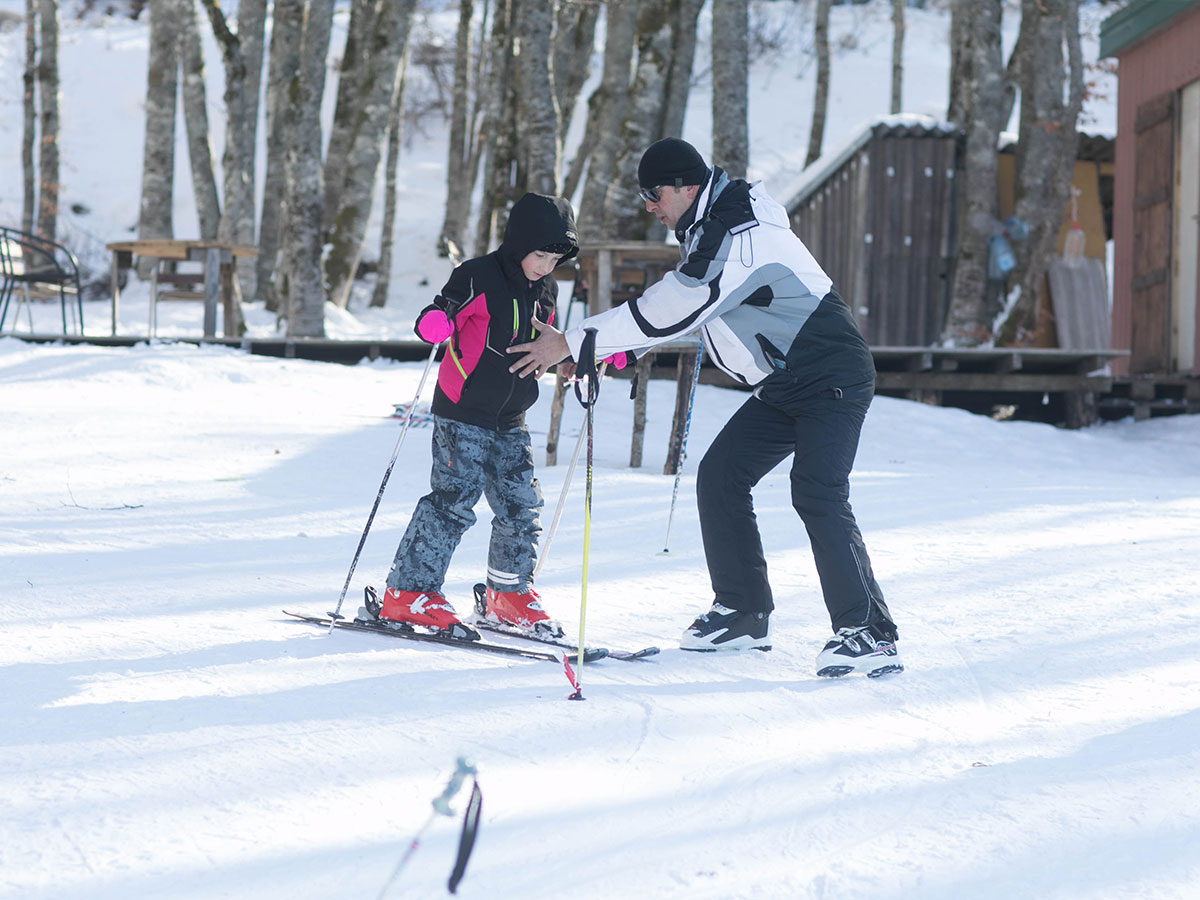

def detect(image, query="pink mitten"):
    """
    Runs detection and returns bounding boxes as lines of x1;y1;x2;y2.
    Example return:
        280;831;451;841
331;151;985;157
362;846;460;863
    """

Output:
414;306;453;343
602;351;630;370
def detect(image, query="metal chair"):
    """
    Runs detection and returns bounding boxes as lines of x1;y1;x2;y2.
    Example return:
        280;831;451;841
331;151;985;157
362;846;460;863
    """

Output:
0;226;84;335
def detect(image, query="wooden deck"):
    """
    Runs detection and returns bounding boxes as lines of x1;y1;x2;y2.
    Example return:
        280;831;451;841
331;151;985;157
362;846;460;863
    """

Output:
6;333;1195;427
872;346;1118;391
869;346;1126;428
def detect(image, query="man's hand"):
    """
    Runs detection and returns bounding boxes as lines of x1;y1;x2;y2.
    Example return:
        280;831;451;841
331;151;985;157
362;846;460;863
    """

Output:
508;317;571;379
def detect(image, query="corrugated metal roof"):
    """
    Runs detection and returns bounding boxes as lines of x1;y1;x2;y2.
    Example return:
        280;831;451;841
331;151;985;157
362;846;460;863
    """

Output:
783;118;1113;214
780;114;958;213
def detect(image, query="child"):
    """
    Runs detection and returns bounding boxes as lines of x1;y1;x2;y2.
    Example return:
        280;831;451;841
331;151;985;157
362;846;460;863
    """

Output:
363;192;579;640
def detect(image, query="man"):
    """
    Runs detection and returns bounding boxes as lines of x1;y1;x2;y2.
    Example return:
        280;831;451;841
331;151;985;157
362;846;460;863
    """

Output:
508;138;901;678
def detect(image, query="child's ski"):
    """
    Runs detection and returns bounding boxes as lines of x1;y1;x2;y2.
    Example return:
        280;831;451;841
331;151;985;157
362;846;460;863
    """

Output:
282;610;608;663
470;584;660;661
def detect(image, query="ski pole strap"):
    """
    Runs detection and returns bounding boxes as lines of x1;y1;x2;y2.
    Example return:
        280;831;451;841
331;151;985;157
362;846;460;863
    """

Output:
447;779;483;894
374;758;479;900
574;327;600;408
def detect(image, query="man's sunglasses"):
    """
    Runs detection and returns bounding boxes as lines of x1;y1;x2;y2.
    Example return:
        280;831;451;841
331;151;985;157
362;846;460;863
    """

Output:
638;186;663;204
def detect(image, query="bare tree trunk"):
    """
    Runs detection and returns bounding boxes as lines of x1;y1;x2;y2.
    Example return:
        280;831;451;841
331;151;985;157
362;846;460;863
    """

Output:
711;0;748;179
563;90;599;204
484;69;522;252
947;0;969;125
553;0;600;141
371;51;409;309
467;4;492;160
257;0;303;312
282;0;336;338
994;0;1084;346
439;0;475;259
604;0;673;240
942;0;1006;346
891;0;904;114
36;0;61;241
561;0;619;207
22;0;37;235
136;0;178;277
577;0;639;241
234;0;266;276
474;0;516;256
1000;23;1028;138
462;0;493;221
806;0;831;167
180;0;220;240
324;0;418;309
628;0;703;243
515;0;561;196
323;0;376;232
661;0;704;140
201;0;266;308
950;2;1022;129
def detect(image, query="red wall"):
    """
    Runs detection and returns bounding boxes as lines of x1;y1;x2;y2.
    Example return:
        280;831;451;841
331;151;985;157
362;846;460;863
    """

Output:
1111;4;1200;374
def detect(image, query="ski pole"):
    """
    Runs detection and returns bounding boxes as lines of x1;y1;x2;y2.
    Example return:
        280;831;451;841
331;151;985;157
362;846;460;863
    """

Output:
376;757;477;900
661;342;704;554
326;341;439;631
327;255;466;629
573;375;596;699
532;416;587;581
569;330;601;700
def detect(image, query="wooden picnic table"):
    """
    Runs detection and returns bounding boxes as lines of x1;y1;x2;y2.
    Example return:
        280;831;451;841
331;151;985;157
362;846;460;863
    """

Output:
106;239;257;338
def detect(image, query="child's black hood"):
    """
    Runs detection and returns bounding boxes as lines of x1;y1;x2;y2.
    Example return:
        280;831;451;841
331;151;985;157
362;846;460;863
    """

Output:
498;193;579;281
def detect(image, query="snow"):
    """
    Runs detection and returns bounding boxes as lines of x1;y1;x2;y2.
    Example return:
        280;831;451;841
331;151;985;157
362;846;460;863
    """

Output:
5;3;1200;900
4;339;1200;900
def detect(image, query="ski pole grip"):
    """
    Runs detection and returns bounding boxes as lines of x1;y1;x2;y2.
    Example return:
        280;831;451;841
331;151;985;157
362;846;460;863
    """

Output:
574;328;600;408
577;328;599;376
433;757;477;816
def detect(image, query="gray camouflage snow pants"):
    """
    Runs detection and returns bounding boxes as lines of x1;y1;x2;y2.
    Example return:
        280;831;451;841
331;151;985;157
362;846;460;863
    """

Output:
387;415;543;594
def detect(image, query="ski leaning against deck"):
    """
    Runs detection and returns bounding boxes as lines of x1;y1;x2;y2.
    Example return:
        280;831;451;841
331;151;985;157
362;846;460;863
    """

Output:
469;583;660;661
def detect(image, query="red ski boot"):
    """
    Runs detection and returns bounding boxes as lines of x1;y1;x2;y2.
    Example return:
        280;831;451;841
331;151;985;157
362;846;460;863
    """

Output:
368;587;479;640
480;585;564;638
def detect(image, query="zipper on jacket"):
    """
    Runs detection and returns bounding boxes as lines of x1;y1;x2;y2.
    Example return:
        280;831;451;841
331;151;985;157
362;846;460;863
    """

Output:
494;295;524;428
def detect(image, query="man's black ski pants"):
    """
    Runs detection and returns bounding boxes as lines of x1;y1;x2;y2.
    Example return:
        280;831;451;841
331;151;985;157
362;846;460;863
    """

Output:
695;384;895;636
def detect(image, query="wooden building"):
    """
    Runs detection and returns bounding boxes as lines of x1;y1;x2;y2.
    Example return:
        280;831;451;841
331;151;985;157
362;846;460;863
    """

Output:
783;116;962;347
783;115;1115;350
1101;0;1200;376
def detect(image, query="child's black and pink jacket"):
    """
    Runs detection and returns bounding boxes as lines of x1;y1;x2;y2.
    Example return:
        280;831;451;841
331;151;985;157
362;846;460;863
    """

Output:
423;193;579;431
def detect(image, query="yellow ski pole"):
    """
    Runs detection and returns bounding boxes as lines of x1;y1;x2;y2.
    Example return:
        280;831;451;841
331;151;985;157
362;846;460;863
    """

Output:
575;380;595;697
568;330;602;700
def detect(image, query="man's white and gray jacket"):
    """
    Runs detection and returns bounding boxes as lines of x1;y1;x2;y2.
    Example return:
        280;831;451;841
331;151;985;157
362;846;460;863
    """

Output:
564;166;875;410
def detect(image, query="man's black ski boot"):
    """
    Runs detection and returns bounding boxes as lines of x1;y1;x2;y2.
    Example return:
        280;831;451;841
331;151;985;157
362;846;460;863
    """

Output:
680;602;771;651
815;624;903;678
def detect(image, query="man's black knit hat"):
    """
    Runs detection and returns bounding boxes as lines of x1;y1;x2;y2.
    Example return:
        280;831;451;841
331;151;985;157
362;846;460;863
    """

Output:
638;137;708;190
